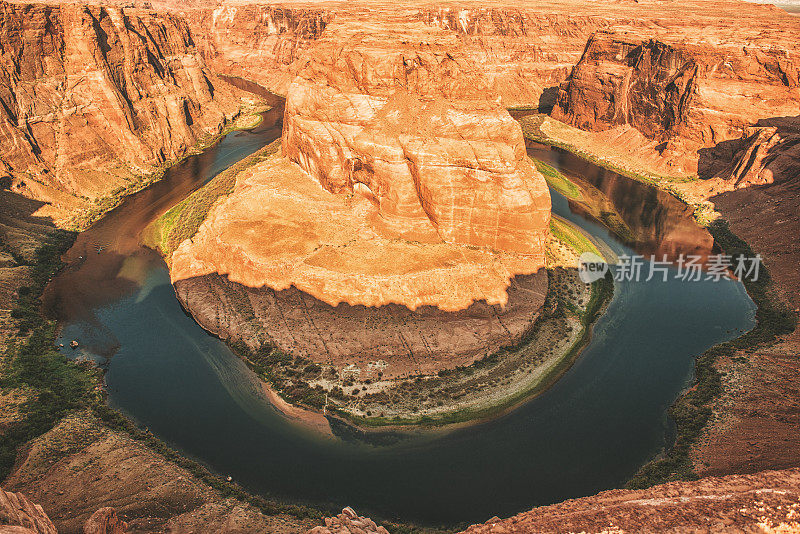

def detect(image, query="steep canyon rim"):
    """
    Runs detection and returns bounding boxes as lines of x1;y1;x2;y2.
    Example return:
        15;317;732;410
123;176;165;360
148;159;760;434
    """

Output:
0;0;798;531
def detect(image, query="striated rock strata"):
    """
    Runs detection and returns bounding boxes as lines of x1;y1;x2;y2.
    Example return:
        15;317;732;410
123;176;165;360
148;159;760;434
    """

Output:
4;413;317;533
553;26;800;174
188;5;329;96
171;155;548;377
0;1;244;219
0;487;57;534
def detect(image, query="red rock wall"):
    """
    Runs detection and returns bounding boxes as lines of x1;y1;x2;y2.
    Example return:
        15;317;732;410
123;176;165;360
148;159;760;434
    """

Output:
281;25;550;257
187;5;329;96
552;30;800;174
553;33;698;141
419;6;613;109
0;486;57;534
0;1;242;206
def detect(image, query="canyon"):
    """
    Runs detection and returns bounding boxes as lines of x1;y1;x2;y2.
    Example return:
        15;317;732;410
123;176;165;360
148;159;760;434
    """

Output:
0;0;799;532
0;0;246;226
168;4;556;385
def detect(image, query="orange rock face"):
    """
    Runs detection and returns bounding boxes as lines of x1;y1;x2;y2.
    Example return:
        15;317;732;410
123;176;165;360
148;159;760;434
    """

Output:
172;8;552;317
552;24;800;174
171;156;547;312
188;5;329;96
0;1;243;214
0;486;57;534
282;17;551;259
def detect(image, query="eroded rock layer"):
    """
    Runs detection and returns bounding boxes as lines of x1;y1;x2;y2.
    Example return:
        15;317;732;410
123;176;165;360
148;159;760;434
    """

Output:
170;154;547;375
553;27;800;174
460;468;800;534
0;1;243;215
189;5;329;96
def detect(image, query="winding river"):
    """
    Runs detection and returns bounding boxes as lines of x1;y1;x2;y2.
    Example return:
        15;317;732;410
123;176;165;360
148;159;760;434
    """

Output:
44;112;756;527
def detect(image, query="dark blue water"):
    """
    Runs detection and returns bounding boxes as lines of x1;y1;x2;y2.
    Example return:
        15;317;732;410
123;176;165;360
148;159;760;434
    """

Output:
48;126;756;527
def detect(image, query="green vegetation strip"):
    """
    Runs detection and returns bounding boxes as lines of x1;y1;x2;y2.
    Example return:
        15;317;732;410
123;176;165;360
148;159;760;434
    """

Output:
146;138;281;260
532;158;582;200
550;216;602;257
265;270;613;429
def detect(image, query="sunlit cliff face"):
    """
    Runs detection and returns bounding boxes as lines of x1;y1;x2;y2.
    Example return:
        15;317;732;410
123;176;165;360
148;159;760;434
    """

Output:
171;12;551;313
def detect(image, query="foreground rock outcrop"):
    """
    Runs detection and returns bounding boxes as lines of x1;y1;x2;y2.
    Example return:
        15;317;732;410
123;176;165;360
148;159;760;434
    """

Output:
0;487;57;534
308;507;388;534
82;508;127;534
0;1;244;222
3;413;316;533
460;468;800;533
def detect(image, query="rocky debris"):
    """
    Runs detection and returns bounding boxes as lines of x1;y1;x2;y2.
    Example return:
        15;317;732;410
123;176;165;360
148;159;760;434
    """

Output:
459;468;800;533
711;124;800;190
82;508;127;534
308;507;388;534
0;487;57;534
0;1;243;220
0;488;128;534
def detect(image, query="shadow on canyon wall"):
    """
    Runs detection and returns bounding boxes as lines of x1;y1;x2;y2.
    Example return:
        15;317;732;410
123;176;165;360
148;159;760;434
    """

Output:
697;115;800;180
538;86;559;114
173;269;549;378
0;191;62;262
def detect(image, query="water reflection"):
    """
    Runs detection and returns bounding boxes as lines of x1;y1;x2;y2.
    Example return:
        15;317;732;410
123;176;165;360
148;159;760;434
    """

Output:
527;141;715;263
43;105;283;360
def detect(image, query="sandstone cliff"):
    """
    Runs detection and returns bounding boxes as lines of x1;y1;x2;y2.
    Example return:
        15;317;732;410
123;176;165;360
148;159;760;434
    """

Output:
0;1;244;221
281;11;551;257
552;27;800;174
188;5;329;96
0;487;57;534
711;121;800;190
